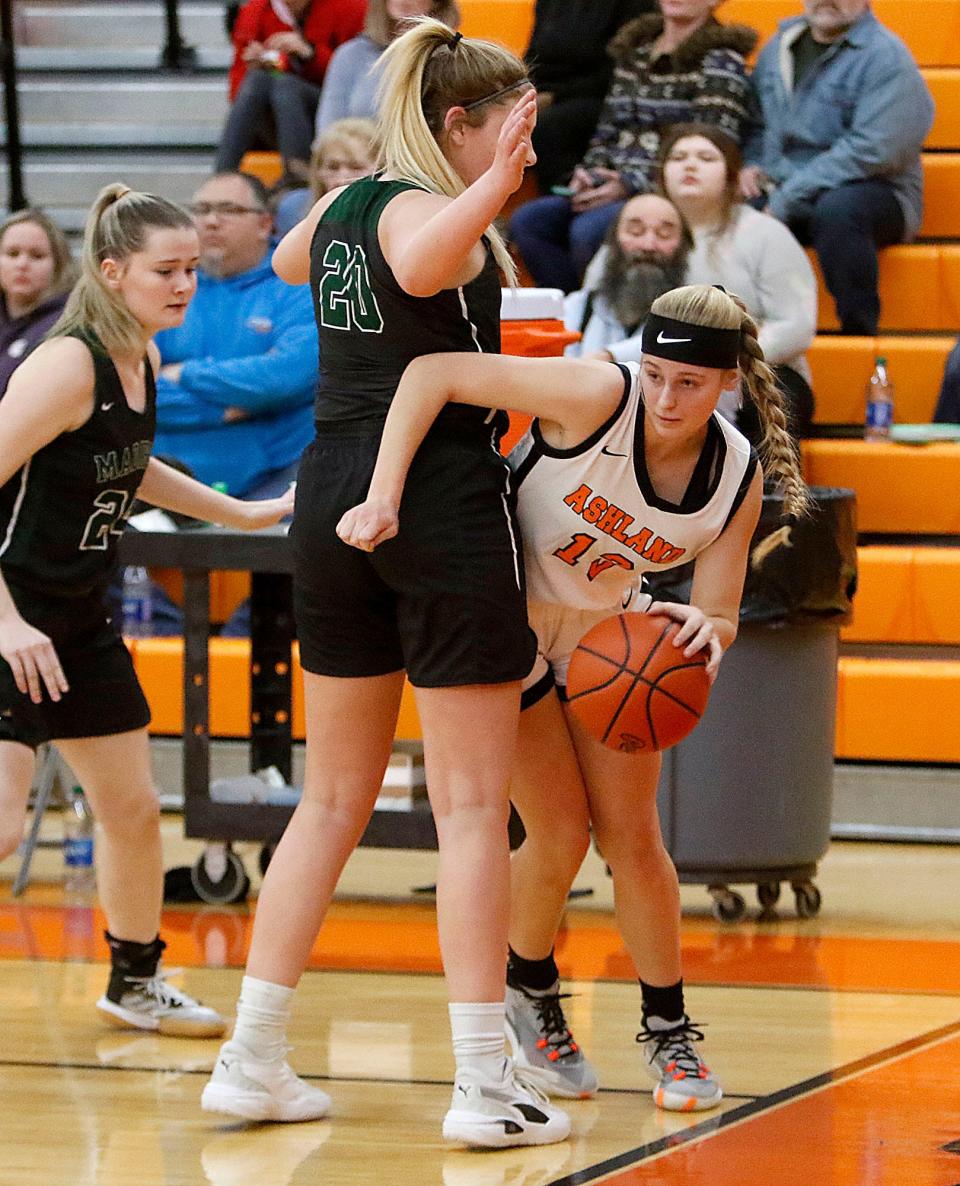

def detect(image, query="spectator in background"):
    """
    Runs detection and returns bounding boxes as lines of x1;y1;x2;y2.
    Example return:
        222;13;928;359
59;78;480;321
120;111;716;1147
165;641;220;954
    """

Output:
933;342;960;424
274;116;377;236
314;0;459;136
741;0;934;336
0;210;76;398
524;0;654;193
510;0;756;292
152;172;317;501
216;0;366;183
564;192;691;359
663;124;817;439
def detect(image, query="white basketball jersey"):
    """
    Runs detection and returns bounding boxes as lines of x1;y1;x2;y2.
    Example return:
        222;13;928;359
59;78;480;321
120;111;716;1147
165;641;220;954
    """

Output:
508;363;757;611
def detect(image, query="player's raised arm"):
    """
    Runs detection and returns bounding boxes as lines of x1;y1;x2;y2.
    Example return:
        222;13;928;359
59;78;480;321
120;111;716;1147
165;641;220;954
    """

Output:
336;353;625;551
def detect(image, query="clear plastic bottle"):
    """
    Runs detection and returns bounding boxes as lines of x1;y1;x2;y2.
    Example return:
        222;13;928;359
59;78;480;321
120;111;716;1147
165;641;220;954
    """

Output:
63;785;95;893
864;356;895;442
121;565;153;636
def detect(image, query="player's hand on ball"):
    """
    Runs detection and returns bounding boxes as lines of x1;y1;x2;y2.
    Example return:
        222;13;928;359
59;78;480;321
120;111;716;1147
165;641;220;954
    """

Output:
336;501;399;552
647;601;722;679
0;615;69;704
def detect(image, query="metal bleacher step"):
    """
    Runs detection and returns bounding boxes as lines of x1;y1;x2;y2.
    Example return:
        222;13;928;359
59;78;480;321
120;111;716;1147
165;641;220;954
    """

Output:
0;152;213;208
19;2;228;51
8;76;228;127
16;45;232;72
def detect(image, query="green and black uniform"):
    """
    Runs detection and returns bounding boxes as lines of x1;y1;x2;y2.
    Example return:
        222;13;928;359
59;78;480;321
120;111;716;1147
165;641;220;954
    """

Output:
293;176;536;684
0;330;153;747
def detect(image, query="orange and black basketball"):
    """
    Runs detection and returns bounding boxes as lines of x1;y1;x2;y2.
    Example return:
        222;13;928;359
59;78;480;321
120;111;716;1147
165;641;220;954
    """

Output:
566;613;710;753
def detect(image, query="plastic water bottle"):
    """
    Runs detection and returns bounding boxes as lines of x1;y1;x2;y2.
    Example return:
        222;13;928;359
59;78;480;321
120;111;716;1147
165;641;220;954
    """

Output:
864;357;895;442
63;785;95;893
121;565;153;636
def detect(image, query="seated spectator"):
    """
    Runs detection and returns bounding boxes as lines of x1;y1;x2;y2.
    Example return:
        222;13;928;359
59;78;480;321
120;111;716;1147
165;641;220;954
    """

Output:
510;1;756;292
152;172;318;501
663;124;817;439
524;0;654;193
741;0;934;336
0;209;75;397
934;341;960;424
216;0;366;183
274;116;377;236
563;192;690;359
315;0;459;136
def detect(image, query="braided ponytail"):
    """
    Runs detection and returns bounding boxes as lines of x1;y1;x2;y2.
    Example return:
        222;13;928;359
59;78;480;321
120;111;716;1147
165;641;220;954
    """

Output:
736;308;811;521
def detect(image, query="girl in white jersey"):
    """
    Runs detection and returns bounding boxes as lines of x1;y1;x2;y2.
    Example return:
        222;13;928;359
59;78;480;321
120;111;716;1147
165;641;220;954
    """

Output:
338;284;809;1113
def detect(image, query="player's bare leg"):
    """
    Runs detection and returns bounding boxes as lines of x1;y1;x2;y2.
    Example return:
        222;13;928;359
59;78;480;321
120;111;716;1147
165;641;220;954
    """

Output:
59;727;225;1037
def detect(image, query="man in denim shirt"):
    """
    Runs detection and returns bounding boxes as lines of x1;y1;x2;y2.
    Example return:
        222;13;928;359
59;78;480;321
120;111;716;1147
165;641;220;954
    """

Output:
741;1;933;334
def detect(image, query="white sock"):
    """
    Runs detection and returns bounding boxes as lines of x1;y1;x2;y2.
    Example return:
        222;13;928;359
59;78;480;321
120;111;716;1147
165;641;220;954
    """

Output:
449;1001;507;1083
228;975;295;1063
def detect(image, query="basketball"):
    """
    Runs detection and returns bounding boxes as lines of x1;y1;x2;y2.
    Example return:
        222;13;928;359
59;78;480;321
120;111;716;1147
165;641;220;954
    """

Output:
566;613;711;753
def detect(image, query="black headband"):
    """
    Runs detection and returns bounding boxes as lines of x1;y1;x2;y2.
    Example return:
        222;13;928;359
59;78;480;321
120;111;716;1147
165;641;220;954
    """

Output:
462;79;530;111
643;312;740;369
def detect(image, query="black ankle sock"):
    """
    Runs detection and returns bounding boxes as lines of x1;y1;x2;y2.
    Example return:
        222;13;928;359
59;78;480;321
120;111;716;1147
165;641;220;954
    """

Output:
508;946;559;992
104;931;165;979
640;978;685;1025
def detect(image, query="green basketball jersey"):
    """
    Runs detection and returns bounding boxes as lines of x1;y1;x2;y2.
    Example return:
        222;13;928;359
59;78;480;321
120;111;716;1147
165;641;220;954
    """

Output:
310;177;502;430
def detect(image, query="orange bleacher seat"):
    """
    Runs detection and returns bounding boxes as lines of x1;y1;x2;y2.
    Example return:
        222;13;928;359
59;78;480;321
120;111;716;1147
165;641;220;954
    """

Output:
920;154;960;238
240;151;284;188
837;657;960;762
925;69;960;150
841;547;960;644
801;439;960;534
722;0;960;67
811;245;957;332
809;336;953;425
458;0;533;55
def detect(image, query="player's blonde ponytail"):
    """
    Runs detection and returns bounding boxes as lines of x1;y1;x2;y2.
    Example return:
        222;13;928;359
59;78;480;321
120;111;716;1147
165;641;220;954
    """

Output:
375;17;529;282
51;183;194;358
649;284;811;522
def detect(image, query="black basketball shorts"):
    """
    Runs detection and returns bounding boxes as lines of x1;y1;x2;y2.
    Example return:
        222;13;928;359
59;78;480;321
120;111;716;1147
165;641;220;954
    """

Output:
0;582;151;750
291;424;537;687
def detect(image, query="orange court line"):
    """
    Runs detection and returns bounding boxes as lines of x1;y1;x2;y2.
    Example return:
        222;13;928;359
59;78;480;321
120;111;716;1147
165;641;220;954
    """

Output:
3;897;960;996
560;1026;960;1186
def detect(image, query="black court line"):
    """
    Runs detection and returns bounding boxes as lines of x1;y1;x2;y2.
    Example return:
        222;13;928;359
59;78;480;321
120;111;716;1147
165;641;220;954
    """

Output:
546;1017;960;1186
0;1054;760;1102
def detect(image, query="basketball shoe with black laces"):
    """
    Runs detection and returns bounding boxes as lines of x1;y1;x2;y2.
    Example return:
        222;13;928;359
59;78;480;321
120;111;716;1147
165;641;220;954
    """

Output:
505;981;598;1099
442;1059;571;1148
638;1017;722;1112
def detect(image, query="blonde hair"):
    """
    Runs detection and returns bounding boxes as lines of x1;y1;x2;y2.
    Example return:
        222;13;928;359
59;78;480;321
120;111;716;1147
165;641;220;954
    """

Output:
364;0;460;48
649;284;811;521
0;208;77;306
375;17;529;280
310;117;378;201
51;183;194;357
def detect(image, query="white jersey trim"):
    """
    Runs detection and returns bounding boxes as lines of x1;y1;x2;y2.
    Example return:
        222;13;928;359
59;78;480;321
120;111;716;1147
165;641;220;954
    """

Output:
0;460;31;561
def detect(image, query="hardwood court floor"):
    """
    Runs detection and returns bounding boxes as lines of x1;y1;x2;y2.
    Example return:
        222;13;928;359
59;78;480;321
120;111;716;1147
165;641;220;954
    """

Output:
2;838;960;1185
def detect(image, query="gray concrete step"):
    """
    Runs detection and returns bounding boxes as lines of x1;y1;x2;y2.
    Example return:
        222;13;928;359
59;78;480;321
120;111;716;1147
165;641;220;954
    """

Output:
0;153;213;208
2;124;220;149
21;3;228;50
7;77;228;126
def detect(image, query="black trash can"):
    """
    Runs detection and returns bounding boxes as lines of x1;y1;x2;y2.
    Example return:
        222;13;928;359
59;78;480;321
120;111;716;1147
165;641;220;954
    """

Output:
648;487;858;922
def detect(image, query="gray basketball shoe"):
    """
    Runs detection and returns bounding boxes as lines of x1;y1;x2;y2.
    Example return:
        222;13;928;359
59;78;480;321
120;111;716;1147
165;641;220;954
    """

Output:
638;1018;723;1112
505;981;599;1099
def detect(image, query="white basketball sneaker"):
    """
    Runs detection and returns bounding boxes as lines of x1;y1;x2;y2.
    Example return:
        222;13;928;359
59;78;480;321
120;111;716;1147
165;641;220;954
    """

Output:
442;1060;571;1149
201;1042;332;1122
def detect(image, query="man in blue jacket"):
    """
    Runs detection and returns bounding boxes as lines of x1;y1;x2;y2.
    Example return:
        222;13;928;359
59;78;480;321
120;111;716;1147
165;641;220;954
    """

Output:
153;171;317;497
741;0;933;335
